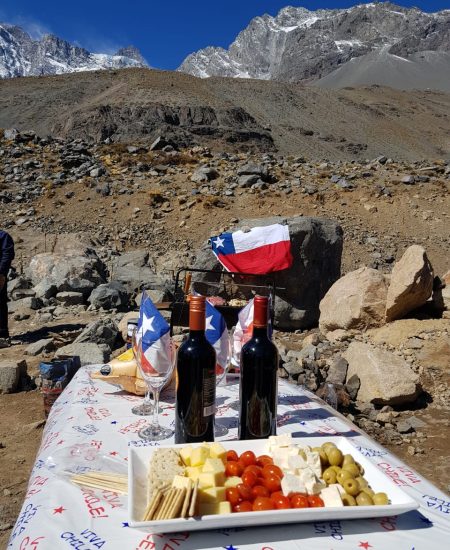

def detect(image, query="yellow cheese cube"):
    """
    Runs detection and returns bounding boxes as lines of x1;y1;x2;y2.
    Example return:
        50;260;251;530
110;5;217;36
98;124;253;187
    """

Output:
198;471;225;489
209;442;227;460
179;446;193;466
190;446;209;467
186;466;202;481
199;486;226;503
199;501;232;516
202;458;225;474
224;476;242;488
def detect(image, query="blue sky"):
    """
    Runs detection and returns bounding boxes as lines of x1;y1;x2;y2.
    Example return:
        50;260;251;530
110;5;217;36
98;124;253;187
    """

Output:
1;1;448;69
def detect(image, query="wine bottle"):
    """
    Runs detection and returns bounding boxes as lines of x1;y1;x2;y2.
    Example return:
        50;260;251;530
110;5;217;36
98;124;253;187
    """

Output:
239;296;278;440
175;295;216;443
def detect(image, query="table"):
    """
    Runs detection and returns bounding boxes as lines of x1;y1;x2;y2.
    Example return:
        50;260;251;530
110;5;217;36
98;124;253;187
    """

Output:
8;366;450;550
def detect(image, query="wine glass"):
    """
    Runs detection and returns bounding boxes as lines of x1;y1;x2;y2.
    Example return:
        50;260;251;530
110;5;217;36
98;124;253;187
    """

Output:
214;335;233;437
131;329;153;416
138;339;177;441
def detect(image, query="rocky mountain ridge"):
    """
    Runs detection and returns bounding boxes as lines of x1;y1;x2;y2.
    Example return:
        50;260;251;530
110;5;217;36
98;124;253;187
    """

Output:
179;2;450;90
0;23;148;78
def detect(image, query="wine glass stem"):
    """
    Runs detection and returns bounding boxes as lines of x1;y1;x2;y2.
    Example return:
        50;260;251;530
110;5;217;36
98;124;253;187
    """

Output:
144;388;151;406
152;389;160;428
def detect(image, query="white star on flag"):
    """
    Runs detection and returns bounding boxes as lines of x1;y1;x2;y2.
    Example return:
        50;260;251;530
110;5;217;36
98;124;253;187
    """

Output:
205;315;215;332
213;236;225;248
140;313;154;340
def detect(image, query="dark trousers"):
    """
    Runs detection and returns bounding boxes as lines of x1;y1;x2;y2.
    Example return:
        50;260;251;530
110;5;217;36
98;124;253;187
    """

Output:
0;279;8;338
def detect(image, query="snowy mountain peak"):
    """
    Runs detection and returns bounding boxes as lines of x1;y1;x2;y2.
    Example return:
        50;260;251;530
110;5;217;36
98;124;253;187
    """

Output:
0;23;148;78
178;2;450;86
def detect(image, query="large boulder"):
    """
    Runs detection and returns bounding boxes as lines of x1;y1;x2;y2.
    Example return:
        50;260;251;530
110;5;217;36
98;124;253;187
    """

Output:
344;342;420;406
385;245;434;322
0;360;28;393
319;267;389;332
74;318;121;350
28;252;105;299
88;281;130;310
55;343;110;366
193;216;343;329
109;250;158;293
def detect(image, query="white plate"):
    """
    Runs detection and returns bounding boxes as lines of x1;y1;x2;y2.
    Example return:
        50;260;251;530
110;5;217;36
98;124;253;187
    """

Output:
128;436;418;532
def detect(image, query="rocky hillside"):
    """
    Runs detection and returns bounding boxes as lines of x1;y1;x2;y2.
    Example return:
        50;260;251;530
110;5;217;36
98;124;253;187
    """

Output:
0;23;147;78
0;69;449;160
179;2;450;91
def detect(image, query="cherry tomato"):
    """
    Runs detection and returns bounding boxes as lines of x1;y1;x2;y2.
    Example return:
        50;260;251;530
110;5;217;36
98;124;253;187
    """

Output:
290;493;309;508
262;464;283;479
226;450;239;462
272;494;291;509
236;483;253;501
225;487;242;506
252;496;274;511
244;465;263;477
241;470;258;488
256;454;274;468
251;485;270;499
233;501;253;513
240;450;257;467
262;474;281;493
308;495;324;508
270;490;284;500
225;461;243;477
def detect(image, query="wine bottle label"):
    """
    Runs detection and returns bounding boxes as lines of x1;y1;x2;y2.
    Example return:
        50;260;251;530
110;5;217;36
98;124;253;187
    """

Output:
202;374;215;417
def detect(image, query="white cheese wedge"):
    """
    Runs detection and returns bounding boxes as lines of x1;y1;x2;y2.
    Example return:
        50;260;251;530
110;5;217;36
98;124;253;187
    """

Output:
268;433;293;451
299;467;325;495
287;454;308;473
305;450;322;478
281;473;306;496
320;485;344;507
272;446;299;469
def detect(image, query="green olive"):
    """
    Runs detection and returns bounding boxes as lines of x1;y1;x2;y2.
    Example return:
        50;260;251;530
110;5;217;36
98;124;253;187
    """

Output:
329;465;342;474
312;446;328;467
322;468;337;485
321;442;337;455
341;493;357;506
360;487;375;498
337;469;353;485
327;448;343;467
342;454;355;466
355;462;364;475
342;463;360;477
343;478;360;496
355;476;368;488
373;492;389;506
356;492;374;506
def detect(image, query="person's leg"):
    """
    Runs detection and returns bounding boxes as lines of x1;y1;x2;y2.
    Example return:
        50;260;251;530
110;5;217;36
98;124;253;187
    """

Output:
0;279;9;339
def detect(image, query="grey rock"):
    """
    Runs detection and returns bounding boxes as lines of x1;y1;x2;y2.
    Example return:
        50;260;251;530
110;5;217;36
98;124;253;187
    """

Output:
88;282;130;310
194;215;343;330
283;360;304;379
8;296;43;312
237;163;270;182
33;279;58;299
402;175;416;184
4;128;20;141
327;356;348;385
90;166;105;178
0;360;27;394
74;318;120;349
150;136;168;151
238;174;260;187
346;374;360;401
396;420;415;434
25;338;54;356
191;166;219;183
55;343;110;366
56;291;85;306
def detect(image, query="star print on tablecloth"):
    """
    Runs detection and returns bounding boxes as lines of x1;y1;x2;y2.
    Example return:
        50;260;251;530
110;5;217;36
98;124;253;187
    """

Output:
57;440;64;445
53;506;65;514
110;420;118;424
121;522;129;527
223;546;238;550
359;543;372;549
109;451;118;456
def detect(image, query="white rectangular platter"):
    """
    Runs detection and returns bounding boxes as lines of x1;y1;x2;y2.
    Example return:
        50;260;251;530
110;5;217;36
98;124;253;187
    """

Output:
128;436;418;532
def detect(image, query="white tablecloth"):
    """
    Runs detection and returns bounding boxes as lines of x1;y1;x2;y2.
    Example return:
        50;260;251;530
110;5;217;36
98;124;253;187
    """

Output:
8;366;450;550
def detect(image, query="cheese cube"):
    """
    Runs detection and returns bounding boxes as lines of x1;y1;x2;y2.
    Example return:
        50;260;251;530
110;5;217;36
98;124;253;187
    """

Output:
179;446;193;466
320;485;343;507
186;466;202;481
198;471;225;489
199;501;232;516
171;475;191;489
287;454;308;472
190;446;209;467
305;449;322;478
199;486;226;503
224;476;242;488
272;447;299;469
202;458;225;474
268;433;292;451
281;474;306;496
299;468;325;495
209;442;227;460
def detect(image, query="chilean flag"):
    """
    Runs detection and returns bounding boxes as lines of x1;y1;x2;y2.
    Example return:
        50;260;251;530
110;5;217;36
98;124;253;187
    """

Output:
210;224;293;274
135;291;173;380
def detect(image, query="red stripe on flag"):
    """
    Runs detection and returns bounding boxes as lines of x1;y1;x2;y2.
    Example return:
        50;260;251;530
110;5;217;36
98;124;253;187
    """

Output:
217;241;293;274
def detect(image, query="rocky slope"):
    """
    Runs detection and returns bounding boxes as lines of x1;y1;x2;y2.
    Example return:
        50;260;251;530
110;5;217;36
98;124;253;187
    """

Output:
179;2;450;91
0;23;147;78
0;69;449;160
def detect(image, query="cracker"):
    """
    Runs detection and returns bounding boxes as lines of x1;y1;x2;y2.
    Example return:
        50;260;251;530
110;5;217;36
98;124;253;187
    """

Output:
143;488;163;521
181;479;193;518
155;487;177;520
188;479;199;517
167;488;186;519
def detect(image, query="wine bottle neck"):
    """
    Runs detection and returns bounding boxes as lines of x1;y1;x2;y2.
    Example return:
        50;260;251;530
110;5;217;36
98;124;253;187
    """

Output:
188;329;206;338
252;325;269;338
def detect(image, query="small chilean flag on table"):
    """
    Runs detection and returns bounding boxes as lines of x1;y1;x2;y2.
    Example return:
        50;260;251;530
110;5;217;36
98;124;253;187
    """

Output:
211;223;293;274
